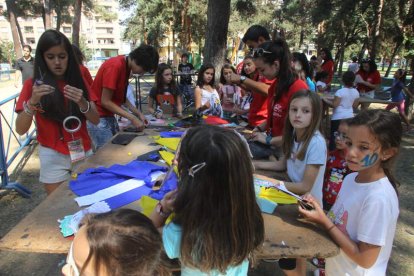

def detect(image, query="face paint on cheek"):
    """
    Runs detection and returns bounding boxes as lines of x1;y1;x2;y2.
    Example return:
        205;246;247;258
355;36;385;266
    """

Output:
360;153;379;167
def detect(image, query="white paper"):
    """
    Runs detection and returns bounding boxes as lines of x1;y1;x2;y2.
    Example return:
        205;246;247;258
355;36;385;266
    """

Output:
69;201;111;233
74;179;145;207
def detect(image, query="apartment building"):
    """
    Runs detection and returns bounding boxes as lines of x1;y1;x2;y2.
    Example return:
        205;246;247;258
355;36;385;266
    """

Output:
0;0;122;58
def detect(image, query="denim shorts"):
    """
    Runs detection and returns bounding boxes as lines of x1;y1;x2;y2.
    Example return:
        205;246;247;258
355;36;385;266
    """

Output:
87;117;119;150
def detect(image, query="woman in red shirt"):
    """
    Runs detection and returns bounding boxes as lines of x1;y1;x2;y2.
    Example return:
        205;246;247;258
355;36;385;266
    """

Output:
15;30;99;195
355;59;381;109
319;48;334;87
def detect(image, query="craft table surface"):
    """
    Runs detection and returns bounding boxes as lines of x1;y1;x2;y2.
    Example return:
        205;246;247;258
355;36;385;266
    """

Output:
0;129;339;259
322;92;396;104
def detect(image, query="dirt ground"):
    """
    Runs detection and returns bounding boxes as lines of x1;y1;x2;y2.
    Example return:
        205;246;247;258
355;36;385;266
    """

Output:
0;99;413;275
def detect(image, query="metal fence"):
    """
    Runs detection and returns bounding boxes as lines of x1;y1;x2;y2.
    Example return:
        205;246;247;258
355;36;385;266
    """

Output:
0;93;35;197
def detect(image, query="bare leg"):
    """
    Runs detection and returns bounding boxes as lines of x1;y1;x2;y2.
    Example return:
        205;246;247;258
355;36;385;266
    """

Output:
43;181;63;195
282;258;307;276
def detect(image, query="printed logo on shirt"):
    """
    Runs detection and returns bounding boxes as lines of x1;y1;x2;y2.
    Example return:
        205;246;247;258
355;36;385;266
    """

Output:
273;104;283;118
328;202;348;234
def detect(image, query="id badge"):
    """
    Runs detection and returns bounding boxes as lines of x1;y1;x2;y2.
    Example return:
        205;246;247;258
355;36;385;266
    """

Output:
67;139;86;163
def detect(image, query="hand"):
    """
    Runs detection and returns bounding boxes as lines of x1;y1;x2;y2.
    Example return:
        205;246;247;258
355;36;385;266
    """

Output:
160;190;178;213
31;84;55;104
138;113;149;126
229;72;241;84
233;106;243;115
298;194;330;227
63;85;84;104
249;132;266;143
131;117;145;131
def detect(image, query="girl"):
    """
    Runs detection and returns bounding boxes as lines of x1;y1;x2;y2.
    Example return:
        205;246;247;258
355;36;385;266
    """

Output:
15;30;99;195
250;39;308;149
194;64;223;116
385;69;413;131
219;64;242;120
299;109;401;275
151;125;264;275
148;63;183;118
323;70;360;150
62;209;169;276
254;90;327;276
292;52;316;92
315;71;329;93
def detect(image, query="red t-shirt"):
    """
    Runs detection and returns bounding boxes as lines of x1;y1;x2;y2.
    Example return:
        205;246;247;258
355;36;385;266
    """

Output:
323;149;351;206
248;73;274;127
80;65;93;87
266;78;308;137
321;60;334;85
356;69;381;93
15;79;94;155
91;55;129;116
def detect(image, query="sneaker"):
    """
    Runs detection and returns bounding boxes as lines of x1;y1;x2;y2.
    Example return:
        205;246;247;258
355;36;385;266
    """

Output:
311;258;325;268
314;268;326;276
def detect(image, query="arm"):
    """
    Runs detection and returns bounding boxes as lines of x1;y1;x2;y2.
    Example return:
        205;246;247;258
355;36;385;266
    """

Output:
150;190;177;228
14;69;21;88
63;85;100;125
147;96;156;115
250;132;283;147
101;88;145;130
125;99;147;123
175;95;183;116
230;72;270;95
299;195;381;269
323;96;341;108
352;98;360;109
253;155;287;171
284;164;321;195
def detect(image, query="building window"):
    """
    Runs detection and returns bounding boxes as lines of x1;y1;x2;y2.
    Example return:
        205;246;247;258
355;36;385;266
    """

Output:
26;37;36;44
107;28;113;34
63;27;71;33
24;26;34;33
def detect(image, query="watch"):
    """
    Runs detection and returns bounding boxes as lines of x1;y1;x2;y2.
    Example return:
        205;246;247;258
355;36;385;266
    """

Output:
240;76;247;84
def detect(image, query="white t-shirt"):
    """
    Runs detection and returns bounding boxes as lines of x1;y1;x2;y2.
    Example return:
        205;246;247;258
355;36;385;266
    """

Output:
200;87;223;117
286;131;327;205
326;173;399;276
331;87;360;120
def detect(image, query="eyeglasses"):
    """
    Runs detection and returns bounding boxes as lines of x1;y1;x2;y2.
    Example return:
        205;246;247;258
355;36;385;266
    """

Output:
65;243;80;276
250;48;272;58
334;131;346;141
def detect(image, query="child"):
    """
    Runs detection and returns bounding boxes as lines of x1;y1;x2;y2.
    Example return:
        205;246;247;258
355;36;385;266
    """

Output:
385;69;413;131
323;71;359;150
151;125;264;275
219;64;242;120
299;109;401;275
323;120;352;211
233;56;256;123
315;71;329;93
178;53;195;99
253;90;327;275
194;64;223;117
62;209;169;276
148;63;183;118
15;30;99;195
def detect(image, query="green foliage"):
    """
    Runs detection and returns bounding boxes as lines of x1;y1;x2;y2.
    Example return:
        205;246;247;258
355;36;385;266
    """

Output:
0;40;16;64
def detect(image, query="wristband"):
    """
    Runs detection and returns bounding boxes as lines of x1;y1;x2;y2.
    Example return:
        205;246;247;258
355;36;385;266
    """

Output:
265;135;272;145
23;101;35;116
80;101;90;113
326;224;336;232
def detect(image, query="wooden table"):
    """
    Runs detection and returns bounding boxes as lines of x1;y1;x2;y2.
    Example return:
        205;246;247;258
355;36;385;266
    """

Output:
0;130;339;259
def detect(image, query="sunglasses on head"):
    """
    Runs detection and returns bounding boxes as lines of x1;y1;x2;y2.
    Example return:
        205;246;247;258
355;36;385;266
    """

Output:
250;48;273;58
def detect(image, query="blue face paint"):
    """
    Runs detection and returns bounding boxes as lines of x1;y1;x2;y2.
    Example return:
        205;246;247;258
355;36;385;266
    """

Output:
360;153;379;167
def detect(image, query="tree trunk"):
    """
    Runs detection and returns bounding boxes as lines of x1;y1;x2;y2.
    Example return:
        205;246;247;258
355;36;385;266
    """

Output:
203;0;231;82
180;0;190;50
72;0;82;46
369;0;384;60
43;0;52;29
16;17;24;47
5;0;22;58
385;40;403;77
338;46;345;76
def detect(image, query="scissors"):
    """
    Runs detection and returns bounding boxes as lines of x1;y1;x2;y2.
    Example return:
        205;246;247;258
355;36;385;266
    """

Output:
152;164;175;191
35;67;46;86
267;181;314;210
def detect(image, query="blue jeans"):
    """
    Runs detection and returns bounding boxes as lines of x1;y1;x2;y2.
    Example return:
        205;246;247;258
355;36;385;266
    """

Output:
87;117;119;151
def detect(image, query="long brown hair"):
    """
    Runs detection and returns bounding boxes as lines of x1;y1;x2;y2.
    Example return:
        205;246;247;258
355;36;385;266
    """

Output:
80;209;170;275
155;63;179;96
347;109;402;194
282;90;323;161
172;125;264;273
